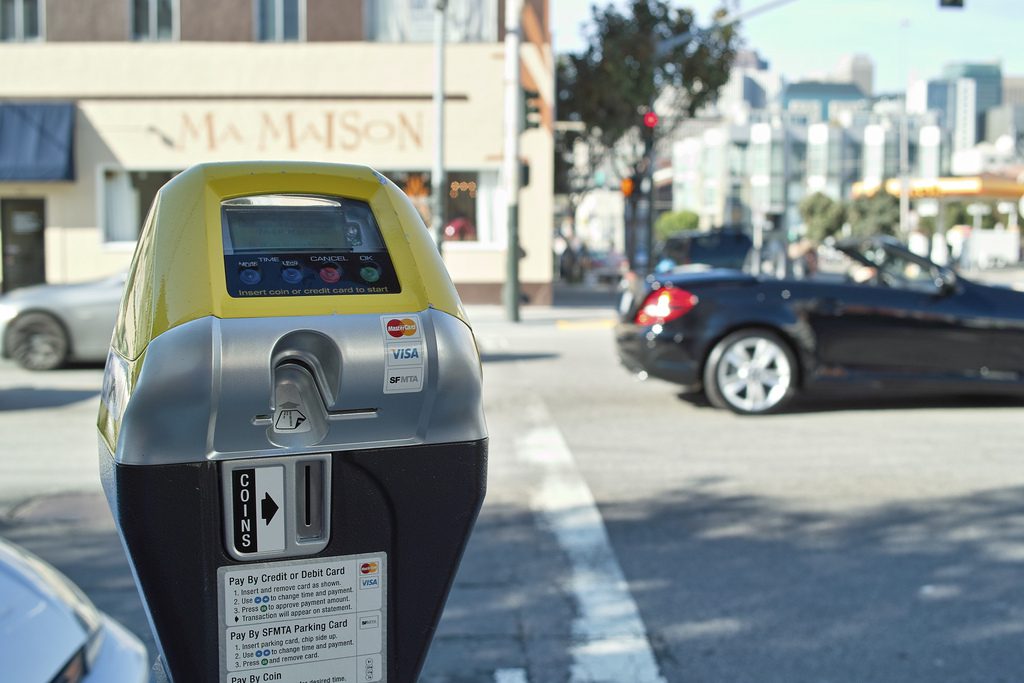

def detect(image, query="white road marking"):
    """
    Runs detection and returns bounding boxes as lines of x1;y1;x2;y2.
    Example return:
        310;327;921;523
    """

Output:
517;401;667;683
494;668;529;683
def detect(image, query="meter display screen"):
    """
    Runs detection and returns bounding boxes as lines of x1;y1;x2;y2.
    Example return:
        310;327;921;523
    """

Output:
221;195;400;298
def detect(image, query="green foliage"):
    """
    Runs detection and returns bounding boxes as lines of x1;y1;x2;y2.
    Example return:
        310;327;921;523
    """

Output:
654;210;699;240
847;191;900;238
918;201;999;234
556;0;739;182
798;192;846;242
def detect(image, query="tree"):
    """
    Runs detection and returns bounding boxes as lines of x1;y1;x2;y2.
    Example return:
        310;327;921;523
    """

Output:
798;192;846;243
654;209;699;240
918;200;999;234
847;190;900;238
556;1;738;208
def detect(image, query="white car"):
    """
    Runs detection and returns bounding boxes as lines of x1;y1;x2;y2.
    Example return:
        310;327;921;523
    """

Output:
0;273;125;371
0;536;149;682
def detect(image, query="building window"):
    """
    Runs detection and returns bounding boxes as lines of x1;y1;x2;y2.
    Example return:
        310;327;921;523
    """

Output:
367;0;497;43
0;0;42;41
383;170;500;244
257;0;305;41
132;0;176;40
103;169;178;243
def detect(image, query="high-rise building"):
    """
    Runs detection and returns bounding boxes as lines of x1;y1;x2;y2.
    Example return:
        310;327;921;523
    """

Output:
805;123;863;200
835;54;874;98
953;77;979;152
714;49;782;122
927;79;955;129
944;63;1003;112
671;109;944;232
1003;76;1024;106
943;62;1003;142
783;81;867;122
984;103;1024;144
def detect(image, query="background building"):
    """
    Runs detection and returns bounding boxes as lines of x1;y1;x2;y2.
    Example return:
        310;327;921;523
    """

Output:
0;0;555;303
834;53;874;98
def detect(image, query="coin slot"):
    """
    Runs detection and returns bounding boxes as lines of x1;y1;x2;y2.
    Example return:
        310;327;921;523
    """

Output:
304;465;311;527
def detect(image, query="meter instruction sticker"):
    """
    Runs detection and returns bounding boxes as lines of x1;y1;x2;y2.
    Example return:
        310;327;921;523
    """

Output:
232;466;285;554
219;553;386;683
381;315;425;394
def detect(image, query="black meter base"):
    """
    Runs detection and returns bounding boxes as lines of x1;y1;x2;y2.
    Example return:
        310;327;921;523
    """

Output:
106;439;487;683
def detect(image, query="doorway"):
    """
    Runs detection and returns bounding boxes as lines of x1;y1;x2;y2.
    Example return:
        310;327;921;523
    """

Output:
1;198;46;293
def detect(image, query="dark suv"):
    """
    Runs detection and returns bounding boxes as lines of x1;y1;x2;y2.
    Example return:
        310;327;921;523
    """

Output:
654;228;754;273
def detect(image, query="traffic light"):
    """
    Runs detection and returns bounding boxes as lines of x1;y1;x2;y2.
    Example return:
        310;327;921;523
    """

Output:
523;89;541;129
642;111;657;151
621;177;635;197
939;0;963;7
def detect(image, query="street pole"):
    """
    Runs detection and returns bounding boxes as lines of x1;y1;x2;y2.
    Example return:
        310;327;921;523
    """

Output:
642;105;656;275
503;0;523;321
899;18;911;235
431;0;448;253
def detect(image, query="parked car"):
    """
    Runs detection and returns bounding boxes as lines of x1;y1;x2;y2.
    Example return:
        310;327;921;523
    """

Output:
0;536;148;682
587;249;629;284
616;236;1024;414
0;272;125;370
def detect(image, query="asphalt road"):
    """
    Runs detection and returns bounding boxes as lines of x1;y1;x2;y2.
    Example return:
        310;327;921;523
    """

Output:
2;283;1024;682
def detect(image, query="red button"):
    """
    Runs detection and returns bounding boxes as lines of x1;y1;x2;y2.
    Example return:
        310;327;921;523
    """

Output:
319;266;341;284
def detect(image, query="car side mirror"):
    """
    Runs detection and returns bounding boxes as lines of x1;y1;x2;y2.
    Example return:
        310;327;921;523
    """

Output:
934;267;957;294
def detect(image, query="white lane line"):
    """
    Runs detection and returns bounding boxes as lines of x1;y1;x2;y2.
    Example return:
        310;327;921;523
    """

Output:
494;668;529;683
517;400;667;683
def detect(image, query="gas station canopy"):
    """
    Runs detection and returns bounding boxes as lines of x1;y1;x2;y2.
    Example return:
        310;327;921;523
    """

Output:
852;175;1024;202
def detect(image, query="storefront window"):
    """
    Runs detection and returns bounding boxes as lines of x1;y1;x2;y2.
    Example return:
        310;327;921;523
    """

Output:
383;170;501;244
366;0;497;43
0;0;41;41
257;0;304;41
103;170;178;243
132;0;176;40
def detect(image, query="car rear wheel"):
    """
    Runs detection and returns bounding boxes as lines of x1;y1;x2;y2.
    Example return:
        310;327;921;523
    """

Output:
5;312;70;371
704;329;797;415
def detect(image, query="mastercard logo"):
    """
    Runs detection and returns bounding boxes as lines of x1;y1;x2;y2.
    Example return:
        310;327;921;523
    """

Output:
360;562;379;575
386;318;417;338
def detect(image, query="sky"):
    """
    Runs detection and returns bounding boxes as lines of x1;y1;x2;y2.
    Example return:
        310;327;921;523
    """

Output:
551;0;1022;93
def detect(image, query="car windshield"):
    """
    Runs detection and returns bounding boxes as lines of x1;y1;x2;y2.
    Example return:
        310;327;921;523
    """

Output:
798;241;940;291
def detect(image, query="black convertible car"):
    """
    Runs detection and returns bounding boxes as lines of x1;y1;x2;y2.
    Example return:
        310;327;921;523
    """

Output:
616;236;1024;414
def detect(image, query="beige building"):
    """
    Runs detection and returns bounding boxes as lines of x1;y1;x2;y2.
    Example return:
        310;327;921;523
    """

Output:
0;0;554;303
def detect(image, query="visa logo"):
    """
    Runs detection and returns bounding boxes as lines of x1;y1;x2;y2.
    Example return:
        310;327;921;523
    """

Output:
391;347;420;360
361;577;380;589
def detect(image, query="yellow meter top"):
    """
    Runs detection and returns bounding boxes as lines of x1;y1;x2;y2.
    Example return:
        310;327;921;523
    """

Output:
111;161;466;362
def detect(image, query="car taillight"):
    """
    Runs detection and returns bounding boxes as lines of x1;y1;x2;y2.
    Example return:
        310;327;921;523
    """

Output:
634;287;697;326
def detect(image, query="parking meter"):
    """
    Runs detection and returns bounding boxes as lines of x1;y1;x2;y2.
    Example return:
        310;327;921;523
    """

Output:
98;162;487;683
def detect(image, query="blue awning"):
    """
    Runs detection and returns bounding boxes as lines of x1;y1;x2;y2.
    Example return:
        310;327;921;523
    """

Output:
0;102;76;181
